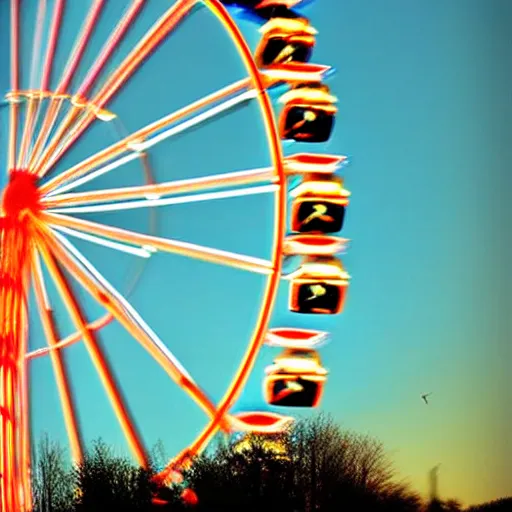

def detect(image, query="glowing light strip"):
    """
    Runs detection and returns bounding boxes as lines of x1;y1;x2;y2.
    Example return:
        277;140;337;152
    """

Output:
43;212;275;275
51;229;195;382
33;0;146;174
19;303;32;512
131;89;257;152
8;0;19;171
46;184;278;214
44;228;234;433
39;0;65;92
17;0;46;168
34;0;194;177
33;230;287;439
29;0;106;172
51;225;152;258
46;152;140;197
45;89;261;198
283;235;349;256
164;0;286;473
27;0;66;167
43;166;275;206
26;314;113;360
0;199;31;512
40;77;253;196
58;0;106;93
31;249;84;464
76;0;146;99
36;232;149;468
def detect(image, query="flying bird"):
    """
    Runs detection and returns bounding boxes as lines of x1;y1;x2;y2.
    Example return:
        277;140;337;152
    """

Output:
421;392;432;405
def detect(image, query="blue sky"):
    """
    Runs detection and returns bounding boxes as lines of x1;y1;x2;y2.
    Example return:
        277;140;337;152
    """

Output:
0;0;511;506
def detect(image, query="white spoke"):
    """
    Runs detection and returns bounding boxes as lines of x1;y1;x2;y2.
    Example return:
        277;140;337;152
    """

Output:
33;0;192;177
18;0;46;168
31;249;84;464
26;314;114;360
130;89;257;152
45;89;256;194
46;184;278;214
42;212;275;275
45;151;141;197
49;229;195;383
32;250;50;309
51;225;152;258
43;167;275;207
40;77;253;196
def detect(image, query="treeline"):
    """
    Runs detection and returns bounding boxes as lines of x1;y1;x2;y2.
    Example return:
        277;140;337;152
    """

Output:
465;499;512;512
30;414;510;512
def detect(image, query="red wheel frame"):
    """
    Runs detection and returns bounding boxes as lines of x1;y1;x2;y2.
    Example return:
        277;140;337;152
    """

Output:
1;1;286;510
0;0;348;510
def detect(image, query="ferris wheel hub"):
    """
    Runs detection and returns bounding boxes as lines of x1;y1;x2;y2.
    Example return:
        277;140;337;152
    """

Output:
2;170;41;220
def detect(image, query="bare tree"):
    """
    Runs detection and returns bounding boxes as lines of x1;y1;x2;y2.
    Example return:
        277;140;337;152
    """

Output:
183;413;422;511
444;499;463;511
284;413;419;510
149;439;168;472
466;497;512;511
31;433;74;512
73;439;152;512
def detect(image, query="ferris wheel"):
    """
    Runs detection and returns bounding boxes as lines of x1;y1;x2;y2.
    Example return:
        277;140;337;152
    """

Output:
0;0;351;509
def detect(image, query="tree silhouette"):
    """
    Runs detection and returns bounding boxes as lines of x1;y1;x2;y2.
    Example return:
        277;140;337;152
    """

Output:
72;439;153;512
30;417;509;512
287;414;421;511
444;499;463;511
181;413;422;511
31;433;74;512
466;497;512;511
148;439;168;473
182;433;295;511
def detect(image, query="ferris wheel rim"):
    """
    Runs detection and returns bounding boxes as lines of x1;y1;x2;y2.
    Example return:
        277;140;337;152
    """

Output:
1;0;286;481
162;0;287;470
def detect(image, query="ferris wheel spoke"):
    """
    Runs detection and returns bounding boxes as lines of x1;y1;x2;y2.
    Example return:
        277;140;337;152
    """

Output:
51;225;153;259
27;0;105;171
77;0;146;101
26;313;114;361
31;249;84;464
40;77;255;196
17;0;47;169
34;230;149;469
34;0;194;178
39;0;65;94
15;282;31;511
29;0;145;172
34;223;231;431
42;212;275;275
7;0;20;171
45;184;277;215
43;166;276;209
25;0;65;169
